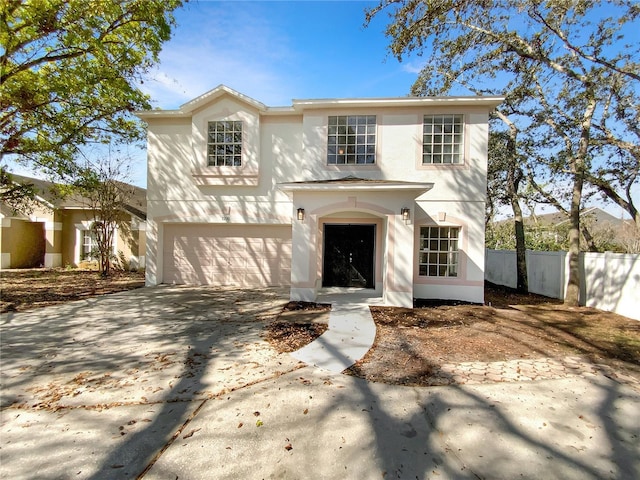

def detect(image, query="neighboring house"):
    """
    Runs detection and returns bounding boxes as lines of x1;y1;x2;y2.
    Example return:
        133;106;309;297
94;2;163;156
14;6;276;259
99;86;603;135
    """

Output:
0;175;146;269
137;85;502;307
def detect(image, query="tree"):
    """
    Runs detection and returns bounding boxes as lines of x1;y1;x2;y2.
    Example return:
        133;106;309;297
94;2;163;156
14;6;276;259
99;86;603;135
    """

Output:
487;127;529;293
71;155;136;277
0;0;183;181
367;0;640;305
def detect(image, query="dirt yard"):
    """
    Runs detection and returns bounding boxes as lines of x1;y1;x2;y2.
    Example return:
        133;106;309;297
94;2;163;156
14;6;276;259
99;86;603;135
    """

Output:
0;269;145;312
266;285;640;386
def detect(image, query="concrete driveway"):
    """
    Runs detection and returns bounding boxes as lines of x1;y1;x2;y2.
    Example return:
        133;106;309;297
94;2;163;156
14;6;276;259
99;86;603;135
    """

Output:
1;286;639;479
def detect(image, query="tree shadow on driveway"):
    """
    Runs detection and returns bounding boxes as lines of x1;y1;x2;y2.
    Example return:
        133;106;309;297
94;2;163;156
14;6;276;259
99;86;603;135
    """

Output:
0;286;300;479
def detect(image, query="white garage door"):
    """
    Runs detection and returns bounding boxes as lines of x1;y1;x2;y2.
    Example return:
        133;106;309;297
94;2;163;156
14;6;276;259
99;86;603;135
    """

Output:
163;224;292;286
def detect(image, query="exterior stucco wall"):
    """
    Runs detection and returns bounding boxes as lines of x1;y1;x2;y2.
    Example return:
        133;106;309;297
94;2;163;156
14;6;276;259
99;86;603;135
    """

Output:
0;218;45;268
145;106;300;285
299;107;489;199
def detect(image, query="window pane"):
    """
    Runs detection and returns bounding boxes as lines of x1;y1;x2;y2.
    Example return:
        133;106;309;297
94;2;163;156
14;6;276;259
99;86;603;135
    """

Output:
327;115;376;164
207;121;242;167
418;226;460;277
422;115;463;164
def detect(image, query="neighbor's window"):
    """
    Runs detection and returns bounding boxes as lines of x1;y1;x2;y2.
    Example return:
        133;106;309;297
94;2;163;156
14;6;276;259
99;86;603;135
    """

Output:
82;230;98;261
419;226;459;277
423;114;463;164
327;115;376;164
207;121;242;166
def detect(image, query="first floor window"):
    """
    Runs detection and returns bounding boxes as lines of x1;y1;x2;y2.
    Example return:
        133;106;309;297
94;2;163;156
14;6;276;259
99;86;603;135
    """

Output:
207;120;242;166
327;115;376;164
419;226;459;277
82;230;98;260
423;114;463;164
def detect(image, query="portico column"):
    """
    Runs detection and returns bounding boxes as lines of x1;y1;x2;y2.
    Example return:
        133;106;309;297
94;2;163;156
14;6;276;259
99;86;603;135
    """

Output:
384;212;414;308
290;209;318;302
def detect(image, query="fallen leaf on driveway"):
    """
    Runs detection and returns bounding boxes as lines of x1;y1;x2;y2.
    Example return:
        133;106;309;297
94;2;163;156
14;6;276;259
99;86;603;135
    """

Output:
183;428;201;439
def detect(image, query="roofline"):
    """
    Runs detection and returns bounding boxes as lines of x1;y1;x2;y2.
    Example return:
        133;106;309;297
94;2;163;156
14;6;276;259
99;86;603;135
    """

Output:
135;84;504;120
291;96;505;110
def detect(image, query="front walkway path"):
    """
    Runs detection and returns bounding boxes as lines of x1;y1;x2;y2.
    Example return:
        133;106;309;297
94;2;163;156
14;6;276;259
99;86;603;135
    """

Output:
290;288;381;372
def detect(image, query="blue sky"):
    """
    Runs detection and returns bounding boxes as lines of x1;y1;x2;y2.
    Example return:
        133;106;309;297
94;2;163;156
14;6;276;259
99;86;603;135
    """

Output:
141;0;420;109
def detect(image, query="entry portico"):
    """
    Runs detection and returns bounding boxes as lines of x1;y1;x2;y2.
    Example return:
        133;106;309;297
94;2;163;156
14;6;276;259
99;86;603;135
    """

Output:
280;177;433;307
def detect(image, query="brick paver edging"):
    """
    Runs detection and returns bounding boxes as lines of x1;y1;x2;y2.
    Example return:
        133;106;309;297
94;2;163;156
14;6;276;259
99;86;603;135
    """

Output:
429;356;639;389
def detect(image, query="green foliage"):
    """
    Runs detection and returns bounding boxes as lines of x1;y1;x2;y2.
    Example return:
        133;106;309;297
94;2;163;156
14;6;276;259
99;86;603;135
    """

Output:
0;0;183;177
486;220;629;253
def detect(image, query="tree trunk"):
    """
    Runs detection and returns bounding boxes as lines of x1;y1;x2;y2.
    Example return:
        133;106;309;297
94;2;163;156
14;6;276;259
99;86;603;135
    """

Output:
512;199;529;293
564;176;583;306
565;94;596;306
500;111;528;293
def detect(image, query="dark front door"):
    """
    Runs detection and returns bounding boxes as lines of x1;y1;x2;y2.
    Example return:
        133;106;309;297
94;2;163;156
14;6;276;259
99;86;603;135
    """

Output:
323;224;375;288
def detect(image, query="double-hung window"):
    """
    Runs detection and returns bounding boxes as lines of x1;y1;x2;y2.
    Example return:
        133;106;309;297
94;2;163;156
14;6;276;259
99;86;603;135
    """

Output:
418;227;459;277
327;115;376;164
207;121;242;167
423;114;463;164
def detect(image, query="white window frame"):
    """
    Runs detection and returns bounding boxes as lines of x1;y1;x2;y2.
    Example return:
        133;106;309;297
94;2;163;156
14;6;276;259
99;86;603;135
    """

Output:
327;115;376;165
74;221;118;265
422;114;464;164
207;120;243;167
418;226;460;277
82;229;98;261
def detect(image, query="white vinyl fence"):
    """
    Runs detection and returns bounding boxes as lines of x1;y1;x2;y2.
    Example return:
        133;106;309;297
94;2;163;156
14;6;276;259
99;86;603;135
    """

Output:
485;249;640;321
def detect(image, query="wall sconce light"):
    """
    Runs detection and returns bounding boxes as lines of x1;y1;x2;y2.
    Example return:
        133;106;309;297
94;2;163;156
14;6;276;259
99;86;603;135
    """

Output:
297;208;305;221
401;207;410;222
438;211;447;222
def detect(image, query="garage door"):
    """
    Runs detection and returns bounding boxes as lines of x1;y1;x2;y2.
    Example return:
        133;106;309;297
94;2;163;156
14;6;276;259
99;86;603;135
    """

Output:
163;224;292;286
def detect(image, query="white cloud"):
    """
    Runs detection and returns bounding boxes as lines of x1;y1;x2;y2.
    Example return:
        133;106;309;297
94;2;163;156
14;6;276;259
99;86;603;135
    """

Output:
139;2;300;108
401;61;425;75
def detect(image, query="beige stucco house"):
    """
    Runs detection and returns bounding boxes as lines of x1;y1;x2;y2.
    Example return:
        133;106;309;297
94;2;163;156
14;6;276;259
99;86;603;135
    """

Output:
0;175;146;270
137;85;502;307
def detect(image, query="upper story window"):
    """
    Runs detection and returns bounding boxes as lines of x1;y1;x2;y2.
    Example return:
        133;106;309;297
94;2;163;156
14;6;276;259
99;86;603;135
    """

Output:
423;114;463;164
327;115;376;165
418;226;459;277
207;121;242;167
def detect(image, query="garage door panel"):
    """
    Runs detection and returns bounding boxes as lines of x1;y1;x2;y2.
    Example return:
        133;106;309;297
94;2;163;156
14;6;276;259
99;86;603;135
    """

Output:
163;224;291;286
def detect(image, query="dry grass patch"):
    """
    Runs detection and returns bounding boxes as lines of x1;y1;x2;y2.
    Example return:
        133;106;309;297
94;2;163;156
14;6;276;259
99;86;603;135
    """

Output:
1;268;145;312
264;301;331;353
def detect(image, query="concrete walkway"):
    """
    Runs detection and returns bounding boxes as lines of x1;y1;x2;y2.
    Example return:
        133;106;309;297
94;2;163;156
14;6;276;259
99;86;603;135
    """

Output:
290;288;381;372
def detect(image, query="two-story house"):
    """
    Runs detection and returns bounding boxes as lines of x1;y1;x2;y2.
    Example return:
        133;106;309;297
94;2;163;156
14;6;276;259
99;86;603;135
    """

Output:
137;85;502;307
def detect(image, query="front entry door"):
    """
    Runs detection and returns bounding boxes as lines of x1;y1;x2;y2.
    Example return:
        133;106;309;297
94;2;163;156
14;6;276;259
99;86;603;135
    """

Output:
323;224;375;288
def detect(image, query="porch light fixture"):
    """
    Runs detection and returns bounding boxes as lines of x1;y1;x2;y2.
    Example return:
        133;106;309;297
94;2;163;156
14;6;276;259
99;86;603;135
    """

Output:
401;207;410;222
297;208;305;221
